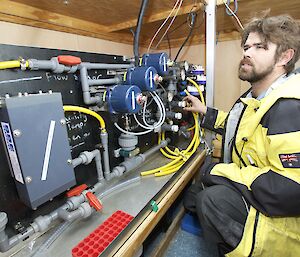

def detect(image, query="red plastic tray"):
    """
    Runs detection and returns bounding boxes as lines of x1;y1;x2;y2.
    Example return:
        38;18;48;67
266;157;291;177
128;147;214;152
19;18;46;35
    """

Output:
72;210;134;257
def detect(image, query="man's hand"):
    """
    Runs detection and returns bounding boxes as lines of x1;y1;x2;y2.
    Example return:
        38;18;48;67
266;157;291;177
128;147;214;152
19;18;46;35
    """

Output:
183;95;207;115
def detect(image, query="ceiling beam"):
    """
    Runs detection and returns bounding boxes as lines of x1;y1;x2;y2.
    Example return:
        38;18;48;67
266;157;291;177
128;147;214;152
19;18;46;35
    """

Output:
106;2;204;33
0;0;133;44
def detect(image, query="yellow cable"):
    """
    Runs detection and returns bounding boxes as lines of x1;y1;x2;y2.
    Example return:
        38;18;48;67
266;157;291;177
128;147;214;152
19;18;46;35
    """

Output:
187;77;205;105
187;125;195;131
142;79;204;177
141;157;183;176
63;105;106;131
0;60;29;70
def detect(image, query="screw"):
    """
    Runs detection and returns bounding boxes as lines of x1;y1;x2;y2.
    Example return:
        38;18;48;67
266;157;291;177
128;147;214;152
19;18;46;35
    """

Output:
60;119;66;125
13;129;22;137
25;176;32;184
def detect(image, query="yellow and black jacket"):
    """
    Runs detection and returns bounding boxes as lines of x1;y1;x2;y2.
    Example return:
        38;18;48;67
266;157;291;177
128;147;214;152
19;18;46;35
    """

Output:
201;74;300;256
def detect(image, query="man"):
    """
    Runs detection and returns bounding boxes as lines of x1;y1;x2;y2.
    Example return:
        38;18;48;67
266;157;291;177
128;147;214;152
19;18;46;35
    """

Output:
183;15;300;256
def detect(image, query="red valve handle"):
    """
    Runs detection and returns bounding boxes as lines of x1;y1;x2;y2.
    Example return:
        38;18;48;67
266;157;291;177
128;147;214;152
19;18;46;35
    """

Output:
57;55;81;65
86;192;103;211
66;184;88;197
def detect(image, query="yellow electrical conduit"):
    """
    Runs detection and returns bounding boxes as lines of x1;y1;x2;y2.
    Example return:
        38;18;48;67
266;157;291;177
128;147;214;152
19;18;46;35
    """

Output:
141;78;205;177
63;105;106;132
0;60;29;70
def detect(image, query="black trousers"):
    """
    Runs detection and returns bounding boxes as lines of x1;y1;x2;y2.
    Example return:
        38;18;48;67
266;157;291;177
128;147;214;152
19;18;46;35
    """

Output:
183;183;248;255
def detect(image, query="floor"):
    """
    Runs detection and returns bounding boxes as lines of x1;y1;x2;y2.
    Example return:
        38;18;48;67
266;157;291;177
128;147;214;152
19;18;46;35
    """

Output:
164;228;218;257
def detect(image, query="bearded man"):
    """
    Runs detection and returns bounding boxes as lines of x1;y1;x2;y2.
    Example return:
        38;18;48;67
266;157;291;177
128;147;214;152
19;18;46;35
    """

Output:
183;15;300;257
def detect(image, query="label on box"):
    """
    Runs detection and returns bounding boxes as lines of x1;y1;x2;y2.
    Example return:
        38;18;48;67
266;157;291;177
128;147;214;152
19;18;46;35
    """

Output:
1;122;24;184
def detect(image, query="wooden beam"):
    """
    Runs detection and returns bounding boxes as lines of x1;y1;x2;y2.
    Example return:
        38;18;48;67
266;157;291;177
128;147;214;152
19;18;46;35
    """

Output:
0;0;133;44
106;2;204;32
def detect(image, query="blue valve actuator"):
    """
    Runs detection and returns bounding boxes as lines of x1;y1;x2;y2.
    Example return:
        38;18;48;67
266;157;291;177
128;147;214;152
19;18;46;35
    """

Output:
107;85;142;113
141;52;169;76
125;66;157;92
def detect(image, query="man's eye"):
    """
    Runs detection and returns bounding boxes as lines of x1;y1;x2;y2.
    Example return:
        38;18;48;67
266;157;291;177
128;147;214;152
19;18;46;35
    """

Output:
256;45;267;49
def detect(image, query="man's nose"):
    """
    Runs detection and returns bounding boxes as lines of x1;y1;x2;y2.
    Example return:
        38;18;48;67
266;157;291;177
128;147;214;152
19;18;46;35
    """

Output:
244;46;253;57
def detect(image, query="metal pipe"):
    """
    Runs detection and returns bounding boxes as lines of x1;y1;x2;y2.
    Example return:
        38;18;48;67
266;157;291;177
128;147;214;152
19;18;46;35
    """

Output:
205;0;216;148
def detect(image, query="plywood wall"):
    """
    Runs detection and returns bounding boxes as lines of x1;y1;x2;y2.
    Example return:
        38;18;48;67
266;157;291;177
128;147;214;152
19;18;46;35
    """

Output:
164;40;245;112
1;21;299;113
165;41;300;112
0;21;133;56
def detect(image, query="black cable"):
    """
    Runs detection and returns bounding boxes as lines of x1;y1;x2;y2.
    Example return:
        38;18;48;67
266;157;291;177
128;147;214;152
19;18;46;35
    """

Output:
166;33;171;59
134;0;149;66
174;12;197;62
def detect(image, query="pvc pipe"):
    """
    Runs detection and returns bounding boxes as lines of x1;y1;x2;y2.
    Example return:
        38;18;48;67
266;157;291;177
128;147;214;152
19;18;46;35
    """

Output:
88;77;121;86
80;66;102;105
100;132;111;180
72;150;104;182
111;139;170;177
80;62;133;70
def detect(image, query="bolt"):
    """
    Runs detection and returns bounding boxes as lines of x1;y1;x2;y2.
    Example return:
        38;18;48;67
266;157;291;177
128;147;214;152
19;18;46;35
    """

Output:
18;92;22;97
13;129;22;137
39;90;43;94
24;92;29;96
48;90;53;94
67;159;72;165
5;94;10;98
60;119;66;125
25;176;32;184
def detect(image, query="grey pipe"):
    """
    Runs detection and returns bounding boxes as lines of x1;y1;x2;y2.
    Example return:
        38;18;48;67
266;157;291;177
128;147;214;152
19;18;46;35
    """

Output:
100;132;111;180
111;139;170;177
80;62;133;70
72;150;104;182
0;212;36;252
80;66;102;105
88;77;121;86
28;58;77;73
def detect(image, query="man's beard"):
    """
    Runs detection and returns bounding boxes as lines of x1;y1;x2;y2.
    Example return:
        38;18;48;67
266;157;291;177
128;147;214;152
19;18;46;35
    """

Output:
238;58;275;83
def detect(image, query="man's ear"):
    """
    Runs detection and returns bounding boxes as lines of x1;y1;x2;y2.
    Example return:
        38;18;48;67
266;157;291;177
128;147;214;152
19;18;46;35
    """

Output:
276;48;295;67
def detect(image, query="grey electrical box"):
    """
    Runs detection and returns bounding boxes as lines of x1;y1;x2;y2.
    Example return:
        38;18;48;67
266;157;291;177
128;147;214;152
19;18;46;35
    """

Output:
0;93;76;209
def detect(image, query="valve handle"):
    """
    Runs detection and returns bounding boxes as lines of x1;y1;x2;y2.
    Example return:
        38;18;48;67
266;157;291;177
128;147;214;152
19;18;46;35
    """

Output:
57;55;81;65
66;184;88;197
86;192;103;211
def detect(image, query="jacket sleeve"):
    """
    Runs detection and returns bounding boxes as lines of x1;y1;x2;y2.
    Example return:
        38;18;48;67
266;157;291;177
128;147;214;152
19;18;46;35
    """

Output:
201;107;228;134
207;98;300;217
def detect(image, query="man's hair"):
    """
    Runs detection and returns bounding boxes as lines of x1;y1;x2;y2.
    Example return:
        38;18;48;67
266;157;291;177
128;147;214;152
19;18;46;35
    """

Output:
241;15;300;73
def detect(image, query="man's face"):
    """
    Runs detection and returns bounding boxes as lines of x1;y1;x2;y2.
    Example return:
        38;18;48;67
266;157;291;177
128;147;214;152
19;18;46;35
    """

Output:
238;32;278;83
